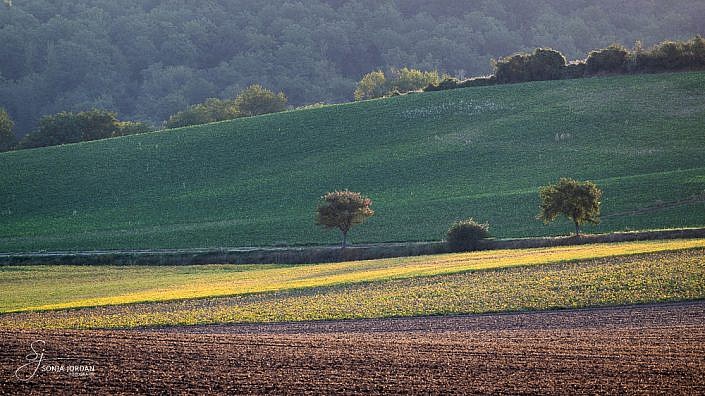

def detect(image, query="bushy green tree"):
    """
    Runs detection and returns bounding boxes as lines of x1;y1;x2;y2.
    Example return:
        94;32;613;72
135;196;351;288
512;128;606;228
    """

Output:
389;68;441;93
446;218;490;252
233;85;287;117
494;48;567;83
18;109;140;149
586;44;629;74
315;190;374;247
19;112;87;149
76;109;121;142
355;68;441;100
537;178;602;236
0;107;17;152
353;71;387;101
634;36;705;72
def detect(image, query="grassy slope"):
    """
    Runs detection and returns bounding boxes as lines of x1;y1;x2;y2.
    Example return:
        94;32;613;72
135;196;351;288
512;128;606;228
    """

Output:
1;239;703;313
1;72;705;251
1;242;703;329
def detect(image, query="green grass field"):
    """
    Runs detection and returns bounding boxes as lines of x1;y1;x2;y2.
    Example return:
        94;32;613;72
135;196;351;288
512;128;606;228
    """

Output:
1;239;703;329
1;72;704;251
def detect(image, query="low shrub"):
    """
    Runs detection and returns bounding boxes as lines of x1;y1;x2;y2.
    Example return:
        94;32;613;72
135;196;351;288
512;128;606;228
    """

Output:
234;84;287;117
446;218;491;252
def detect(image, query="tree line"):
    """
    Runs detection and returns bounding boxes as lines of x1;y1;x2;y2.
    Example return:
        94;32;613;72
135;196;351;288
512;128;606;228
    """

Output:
0;84;287;150
165;84;287;129
2;34;703;152
358;36;705;97
1;0;703;136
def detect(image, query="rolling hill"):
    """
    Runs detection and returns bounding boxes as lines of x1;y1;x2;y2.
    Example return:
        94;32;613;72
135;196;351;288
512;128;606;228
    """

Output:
1;72;704;252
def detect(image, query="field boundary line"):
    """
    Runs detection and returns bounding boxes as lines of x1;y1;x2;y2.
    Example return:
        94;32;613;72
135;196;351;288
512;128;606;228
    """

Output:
0;227;704;266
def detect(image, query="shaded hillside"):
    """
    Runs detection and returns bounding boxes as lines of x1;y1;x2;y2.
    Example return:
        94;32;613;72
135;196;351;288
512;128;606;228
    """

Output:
1;0;704;134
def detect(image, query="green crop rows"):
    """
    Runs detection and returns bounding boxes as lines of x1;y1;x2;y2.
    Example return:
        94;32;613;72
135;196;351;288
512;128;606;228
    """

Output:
1;72;704;251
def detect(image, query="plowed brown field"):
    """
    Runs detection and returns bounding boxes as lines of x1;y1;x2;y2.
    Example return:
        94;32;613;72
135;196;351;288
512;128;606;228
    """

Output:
2;302;704;394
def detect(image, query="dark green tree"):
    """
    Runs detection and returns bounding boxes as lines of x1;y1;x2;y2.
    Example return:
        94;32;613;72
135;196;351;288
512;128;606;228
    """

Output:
494;48;567;83
19;112;84;149
18;109;129;148
537;178;602;236
446;218;490;252
315;190;374;247
0;108;17;152
586;44;629;74
233;85;287;117
76;109;121;142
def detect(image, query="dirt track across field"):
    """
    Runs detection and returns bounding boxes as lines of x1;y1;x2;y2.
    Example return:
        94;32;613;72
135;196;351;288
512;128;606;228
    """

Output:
2;301;704;394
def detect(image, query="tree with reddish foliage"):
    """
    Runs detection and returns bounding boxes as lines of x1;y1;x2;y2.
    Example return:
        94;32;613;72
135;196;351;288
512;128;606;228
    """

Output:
315;190;374;247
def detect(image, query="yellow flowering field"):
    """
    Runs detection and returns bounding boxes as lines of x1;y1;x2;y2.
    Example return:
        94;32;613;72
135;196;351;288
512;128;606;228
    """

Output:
0;238;703;321
1;239;704;313
1;247;703;329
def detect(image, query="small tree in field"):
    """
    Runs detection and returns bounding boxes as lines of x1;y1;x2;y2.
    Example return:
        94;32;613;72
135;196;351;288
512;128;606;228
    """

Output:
537;178;602;236
315;190;374;247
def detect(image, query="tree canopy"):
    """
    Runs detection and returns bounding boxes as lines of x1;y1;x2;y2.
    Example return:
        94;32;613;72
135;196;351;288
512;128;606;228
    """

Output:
354;68;441;100
446;218;490;252
537;178;602;236
18;109;151;149
233;85;287;118
353;71;387;101
0;0;702;136
315;190;374;247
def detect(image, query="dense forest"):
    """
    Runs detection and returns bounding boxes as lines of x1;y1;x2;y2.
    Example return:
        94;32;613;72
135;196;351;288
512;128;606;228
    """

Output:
1;0;704;136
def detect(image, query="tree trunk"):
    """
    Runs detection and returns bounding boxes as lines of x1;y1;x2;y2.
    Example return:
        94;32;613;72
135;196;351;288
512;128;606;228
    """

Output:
341;230;347;248
574;221;580;237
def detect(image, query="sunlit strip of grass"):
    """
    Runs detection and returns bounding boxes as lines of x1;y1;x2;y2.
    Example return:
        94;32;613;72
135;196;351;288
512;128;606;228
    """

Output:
1;248;703;329
1;238;704;313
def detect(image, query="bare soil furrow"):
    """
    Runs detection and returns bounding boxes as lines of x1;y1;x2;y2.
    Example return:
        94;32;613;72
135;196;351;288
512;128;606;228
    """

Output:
1;302;704;394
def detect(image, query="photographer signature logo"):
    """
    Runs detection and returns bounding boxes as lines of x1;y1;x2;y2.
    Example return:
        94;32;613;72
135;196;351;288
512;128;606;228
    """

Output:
15;340;99;381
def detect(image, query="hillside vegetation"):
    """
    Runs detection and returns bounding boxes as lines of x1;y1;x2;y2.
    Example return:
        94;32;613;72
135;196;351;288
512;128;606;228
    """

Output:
1;72;704;251
1;0;704;134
